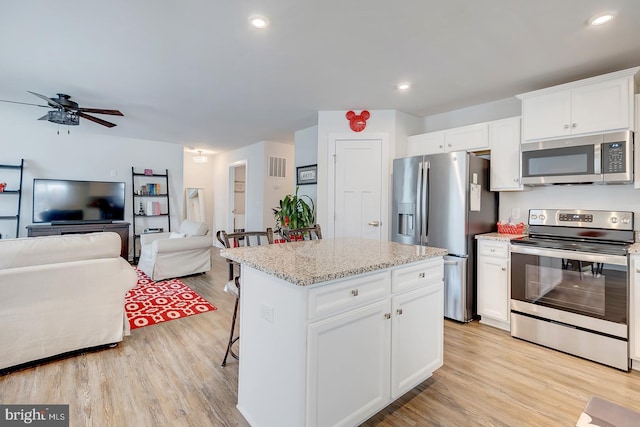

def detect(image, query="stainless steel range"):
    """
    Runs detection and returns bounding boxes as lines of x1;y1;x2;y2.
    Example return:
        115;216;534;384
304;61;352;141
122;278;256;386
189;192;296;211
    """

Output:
510;209;634;371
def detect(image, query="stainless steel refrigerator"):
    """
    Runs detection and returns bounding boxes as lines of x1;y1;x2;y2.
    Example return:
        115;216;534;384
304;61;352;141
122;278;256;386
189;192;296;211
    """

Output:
391;152;497;322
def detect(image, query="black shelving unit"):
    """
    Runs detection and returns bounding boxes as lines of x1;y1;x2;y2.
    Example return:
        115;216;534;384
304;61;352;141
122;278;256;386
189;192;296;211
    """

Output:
0;159;24;238
131;167;171;263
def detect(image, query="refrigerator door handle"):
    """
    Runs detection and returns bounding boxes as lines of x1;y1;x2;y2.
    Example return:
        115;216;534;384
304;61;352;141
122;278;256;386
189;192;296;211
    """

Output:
421;160;429;244
443;260;459;265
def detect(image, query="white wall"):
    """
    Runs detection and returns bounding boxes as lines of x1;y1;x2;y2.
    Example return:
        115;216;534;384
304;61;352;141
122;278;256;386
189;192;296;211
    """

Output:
294;125;318;219
316;110;422;238
183;150;215;234
0;107;184;258
424;97;522;131
211;140;294;242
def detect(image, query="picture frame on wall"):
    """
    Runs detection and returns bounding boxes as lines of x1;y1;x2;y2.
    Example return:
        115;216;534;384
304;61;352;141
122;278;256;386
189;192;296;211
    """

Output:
296;164;317;185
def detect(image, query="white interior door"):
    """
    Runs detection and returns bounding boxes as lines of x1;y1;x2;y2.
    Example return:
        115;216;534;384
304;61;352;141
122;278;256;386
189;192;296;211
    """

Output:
334;139;383;239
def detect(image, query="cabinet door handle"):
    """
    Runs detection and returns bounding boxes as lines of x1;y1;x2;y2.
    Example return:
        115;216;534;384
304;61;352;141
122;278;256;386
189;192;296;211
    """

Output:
572;123;577;128
368;221;380;227
396;308;403;315
490;248;496;252
418;272;425;278
564;124;570;129
351;289;359;297
501;267;506;271
384;313;391;320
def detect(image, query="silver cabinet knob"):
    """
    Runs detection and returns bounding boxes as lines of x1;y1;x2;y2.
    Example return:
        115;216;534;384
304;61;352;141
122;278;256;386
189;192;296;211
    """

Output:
396;308;403;315
351;289;359;297
501;267;506;271
368;221;380;227
384;313;391;319
418;272;425;278
572;123;577;128
564;124;570;129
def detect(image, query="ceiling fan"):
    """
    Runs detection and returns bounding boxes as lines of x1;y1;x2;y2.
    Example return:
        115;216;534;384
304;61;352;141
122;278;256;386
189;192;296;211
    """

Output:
0;91;123;128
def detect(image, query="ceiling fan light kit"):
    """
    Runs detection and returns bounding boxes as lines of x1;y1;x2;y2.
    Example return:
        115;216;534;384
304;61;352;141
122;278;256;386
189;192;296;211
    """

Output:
46;110;79;126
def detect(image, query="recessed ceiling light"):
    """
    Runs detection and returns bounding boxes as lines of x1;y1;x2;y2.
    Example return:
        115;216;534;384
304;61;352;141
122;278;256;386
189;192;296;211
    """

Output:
588;13;615;26
249;15;269;29
397;82;411;91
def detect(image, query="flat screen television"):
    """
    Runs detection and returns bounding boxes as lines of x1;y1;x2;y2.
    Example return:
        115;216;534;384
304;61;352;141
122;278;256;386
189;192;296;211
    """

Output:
33;179;126;224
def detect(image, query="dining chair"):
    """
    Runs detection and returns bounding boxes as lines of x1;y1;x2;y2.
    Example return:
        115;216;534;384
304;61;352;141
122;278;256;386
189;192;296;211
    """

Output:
216;228;274;366
281;224;322;242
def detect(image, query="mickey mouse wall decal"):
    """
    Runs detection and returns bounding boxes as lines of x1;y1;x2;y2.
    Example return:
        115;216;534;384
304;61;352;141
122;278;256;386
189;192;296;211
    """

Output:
346;110;370;132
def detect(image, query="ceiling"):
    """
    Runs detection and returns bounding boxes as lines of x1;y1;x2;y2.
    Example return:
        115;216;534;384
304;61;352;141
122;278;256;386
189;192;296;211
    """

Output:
2;1;640;154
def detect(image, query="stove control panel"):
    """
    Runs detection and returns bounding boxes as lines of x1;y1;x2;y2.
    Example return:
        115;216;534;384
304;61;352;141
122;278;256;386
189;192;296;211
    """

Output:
528;209;634;230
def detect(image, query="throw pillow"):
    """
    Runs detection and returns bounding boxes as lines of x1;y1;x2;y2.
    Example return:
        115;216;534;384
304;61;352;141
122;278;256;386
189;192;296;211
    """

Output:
169;232;186;239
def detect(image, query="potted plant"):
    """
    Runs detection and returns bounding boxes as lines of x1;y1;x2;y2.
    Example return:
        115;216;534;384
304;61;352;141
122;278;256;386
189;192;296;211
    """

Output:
273;187;315;240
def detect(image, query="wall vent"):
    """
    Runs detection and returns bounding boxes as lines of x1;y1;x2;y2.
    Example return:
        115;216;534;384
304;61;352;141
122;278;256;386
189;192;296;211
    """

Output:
268;156;287;178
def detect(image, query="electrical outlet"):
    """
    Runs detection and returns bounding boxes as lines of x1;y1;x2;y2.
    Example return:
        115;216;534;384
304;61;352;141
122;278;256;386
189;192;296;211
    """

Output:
260;304;274;323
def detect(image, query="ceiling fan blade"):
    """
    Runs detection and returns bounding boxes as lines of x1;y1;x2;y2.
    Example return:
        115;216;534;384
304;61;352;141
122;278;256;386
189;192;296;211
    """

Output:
27;91;63;108
77;111;117;128
78;107;124;116
0;99;49;108
37;114;48;120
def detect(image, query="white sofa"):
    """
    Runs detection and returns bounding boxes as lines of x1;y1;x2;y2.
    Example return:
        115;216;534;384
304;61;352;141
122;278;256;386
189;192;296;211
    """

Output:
0;232;137;371
137;219;212;281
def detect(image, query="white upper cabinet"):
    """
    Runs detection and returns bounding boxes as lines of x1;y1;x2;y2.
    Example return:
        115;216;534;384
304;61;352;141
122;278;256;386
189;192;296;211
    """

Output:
407;123;489;156
407;131;445;156
489;117;522;191
518;67;638;142
444;122;489;152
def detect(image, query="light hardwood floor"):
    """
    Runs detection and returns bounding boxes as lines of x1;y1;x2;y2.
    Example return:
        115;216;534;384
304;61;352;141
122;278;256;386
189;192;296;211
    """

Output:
2;248;640;426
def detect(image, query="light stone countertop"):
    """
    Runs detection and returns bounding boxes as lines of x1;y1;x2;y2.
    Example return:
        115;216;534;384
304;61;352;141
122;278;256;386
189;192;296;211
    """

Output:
629;243;640;254
475;232;527;242
220;237;447;286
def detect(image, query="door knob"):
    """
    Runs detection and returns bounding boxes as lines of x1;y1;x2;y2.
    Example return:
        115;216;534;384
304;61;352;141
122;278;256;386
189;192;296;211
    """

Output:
368;221;380;227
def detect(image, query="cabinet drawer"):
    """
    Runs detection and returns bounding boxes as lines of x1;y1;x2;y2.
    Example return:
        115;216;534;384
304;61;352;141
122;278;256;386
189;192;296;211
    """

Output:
391;258;443;294
478;240;509;258
308;271;390;320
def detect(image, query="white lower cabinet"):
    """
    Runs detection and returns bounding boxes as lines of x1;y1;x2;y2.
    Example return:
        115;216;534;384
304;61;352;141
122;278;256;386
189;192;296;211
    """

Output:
237;258;444;427
307;260;444;426
477;239;510;331
630;255;640;365
308;300;391;427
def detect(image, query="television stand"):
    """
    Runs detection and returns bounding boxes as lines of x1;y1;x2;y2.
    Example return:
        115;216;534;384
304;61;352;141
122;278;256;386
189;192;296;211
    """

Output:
51;220;113;226
26;222;130;260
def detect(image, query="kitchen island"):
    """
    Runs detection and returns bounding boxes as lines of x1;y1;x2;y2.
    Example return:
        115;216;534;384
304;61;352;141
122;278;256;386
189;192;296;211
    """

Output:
221;238;446;427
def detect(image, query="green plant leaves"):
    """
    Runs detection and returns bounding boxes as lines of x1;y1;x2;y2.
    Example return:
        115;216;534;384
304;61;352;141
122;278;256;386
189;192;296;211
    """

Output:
273;186;315;233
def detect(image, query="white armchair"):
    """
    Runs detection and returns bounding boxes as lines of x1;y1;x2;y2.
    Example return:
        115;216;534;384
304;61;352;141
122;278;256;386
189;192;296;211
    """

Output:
137;219;212;281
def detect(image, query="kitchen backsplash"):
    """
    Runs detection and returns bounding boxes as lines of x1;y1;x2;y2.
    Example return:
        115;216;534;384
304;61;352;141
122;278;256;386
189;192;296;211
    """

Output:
499;184;640;230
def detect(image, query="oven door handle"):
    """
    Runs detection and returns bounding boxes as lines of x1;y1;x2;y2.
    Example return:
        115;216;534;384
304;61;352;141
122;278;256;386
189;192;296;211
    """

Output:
510;244;628;266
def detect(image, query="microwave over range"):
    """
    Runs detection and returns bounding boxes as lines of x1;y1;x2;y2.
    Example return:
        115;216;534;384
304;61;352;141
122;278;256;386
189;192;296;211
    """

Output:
521;131;633;185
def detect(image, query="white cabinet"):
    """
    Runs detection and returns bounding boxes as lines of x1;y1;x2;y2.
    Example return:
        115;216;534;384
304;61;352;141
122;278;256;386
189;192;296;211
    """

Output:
519;68;638;142
489;117;522;191
407;123;489;156
307;259;444;426
390;282;443;398
445;122;489;152
407;131;445;156
477;239;510;331
237;258;444;427
631;255;640;365
308;299;391;427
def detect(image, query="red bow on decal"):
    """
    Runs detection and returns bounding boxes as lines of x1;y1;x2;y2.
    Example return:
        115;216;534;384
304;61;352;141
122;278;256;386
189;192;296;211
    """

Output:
346;110;370;132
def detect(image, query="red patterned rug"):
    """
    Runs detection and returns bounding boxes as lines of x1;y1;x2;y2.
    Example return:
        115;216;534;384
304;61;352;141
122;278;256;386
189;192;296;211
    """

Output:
125;269;217;330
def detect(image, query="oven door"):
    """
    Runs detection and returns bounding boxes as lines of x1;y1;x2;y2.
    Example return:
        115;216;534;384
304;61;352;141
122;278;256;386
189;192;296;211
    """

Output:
521;138;601;185
510;244;628;338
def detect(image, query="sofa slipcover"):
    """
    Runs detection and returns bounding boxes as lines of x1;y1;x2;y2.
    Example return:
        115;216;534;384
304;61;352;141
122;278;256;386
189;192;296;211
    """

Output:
0;232;137;371
137;219;212;281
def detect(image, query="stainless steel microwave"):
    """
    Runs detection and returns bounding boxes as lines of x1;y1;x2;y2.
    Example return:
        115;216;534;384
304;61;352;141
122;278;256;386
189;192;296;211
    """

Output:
521;131;633;185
